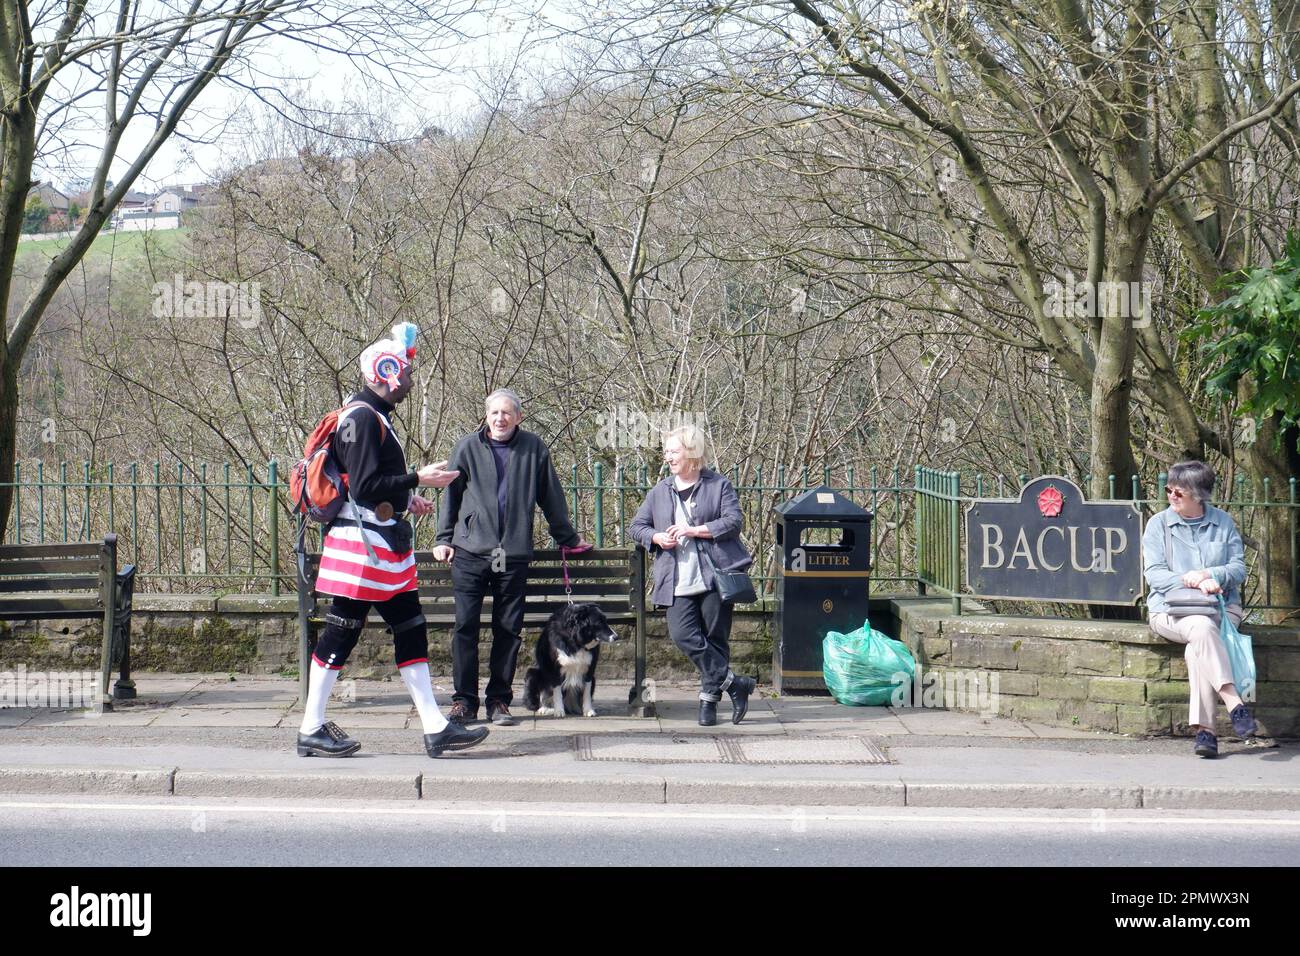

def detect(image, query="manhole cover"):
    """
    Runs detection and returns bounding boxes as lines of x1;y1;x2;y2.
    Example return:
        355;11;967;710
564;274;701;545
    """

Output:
573;734;723;763
573;734;890;765
731;737;889;765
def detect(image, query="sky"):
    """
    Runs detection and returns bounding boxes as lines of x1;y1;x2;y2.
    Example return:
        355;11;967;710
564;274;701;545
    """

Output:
34;1;563;195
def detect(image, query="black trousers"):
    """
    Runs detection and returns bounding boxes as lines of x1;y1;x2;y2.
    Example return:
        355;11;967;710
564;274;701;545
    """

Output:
451;550;529;710
665;588;734;701
313;590;427;670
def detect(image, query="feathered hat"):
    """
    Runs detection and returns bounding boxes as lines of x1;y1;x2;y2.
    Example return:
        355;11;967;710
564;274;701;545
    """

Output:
360;322;417;389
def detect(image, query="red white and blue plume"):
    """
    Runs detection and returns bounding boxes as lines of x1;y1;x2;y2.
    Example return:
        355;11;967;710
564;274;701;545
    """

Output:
360;322;418;388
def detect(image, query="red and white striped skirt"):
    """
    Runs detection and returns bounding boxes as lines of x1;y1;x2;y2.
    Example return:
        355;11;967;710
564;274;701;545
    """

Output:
316;502;417;602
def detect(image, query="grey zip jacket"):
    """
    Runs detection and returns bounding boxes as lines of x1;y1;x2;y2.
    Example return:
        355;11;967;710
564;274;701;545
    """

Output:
436;426;580;560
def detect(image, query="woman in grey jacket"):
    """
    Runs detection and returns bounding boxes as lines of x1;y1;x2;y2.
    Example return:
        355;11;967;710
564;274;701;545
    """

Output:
629;425;757;726
1142;460;1258;757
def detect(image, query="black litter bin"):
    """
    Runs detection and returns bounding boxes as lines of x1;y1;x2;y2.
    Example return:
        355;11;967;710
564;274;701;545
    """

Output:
772;486;873;694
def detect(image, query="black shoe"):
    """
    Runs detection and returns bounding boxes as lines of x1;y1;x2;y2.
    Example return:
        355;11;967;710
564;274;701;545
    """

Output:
698;700;717;726
448;701;476;725
1194;729;1219;758
424;723;489;757
1229;704;1258;739
297;721;361;757
728;675;757;725
487;702;518;726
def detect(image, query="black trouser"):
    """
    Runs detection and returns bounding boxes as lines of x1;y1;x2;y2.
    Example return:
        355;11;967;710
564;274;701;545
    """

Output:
313;590;427;670
451;550;529;710
665;588;735;701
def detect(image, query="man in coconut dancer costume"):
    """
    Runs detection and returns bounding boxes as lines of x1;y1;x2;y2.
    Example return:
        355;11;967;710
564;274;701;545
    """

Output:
297;322;489;758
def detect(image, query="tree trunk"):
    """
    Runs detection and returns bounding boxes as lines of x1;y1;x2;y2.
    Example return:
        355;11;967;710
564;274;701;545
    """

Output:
0;359;16;538
1247;413;1300;622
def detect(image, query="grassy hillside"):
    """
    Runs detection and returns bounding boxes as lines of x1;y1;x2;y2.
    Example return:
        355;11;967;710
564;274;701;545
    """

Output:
15;228;190;279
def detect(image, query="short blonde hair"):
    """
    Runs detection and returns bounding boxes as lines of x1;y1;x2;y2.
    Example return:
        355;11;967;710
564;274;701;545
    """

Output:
663;424;710;466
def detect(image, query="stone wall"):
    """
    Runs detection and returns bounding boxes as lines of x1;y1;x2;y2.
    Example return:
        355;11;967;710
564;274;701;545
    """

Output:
0;594;773;683
895;599;1300;738
6;593;1297;738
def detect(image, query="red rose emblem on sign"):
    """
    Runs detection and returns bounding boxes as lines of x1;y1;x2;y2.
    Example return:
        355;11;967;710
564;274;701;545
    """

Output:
1037;485;1064;517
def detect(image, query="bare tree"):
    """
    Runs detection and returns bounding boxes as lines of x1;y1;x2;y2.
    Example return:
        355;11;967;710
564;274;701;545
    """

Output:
0;0;484;530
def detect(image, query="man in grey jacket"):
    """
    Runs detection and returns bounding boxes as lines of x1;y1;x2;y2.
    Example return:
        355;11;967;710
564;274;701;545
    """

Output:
434;389;589;725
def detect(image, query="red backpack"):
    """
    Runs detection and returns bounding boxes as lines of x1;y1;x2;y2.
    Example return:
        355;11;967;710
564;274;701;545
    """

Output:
290;402;388;524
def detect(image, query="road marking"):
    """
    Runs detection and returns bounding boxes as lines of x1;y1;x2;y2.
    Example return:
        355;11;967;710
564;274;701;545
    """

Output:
1;800;1298;827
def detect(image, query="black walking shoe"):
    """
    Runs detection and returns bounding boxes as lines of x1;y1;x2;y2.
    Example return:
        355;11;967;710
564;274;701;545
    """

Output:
1193;730;1219;758
728;675;757;725
424;724;489;757
487;703;518;726
448;701;476;725
297;721;361;757
698;700;718;726
1229;704;1258;739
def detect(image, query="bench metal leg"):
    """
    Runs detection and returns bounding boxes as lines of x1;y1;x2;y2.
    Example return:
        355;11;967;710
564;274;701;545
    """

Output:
627;546;656;717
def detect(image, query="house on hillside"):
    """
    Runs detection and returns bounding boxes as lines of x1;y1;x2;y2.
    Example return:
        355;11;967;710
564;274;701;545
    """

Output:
112;209;181;232
26;183;72;231
150;184;213;219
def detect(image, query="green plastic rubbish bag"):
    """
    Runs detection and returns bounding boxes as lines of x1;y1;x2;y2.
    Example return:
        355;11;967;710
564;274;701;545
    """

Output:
823;621;916;706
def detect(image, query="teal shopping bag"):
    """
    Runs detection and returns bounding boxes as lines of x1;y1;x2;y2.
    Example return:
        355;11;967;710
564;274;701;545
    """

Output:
822;621;916;706
1217;595;1256;703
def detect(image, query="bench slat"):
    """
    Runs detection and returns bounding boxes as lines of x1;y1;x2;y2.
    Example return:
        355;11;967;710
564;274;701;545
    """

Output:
0;575;101;594
0;542;103;560
0;595;104;616
0;558;105;576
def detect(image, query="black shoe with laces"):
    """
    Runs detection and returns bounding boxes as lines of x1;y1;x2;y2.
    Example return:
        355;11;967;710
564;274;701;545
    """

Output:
1229;704;1258;739
1193;729;1219;758
424;723;489;757
297;720;361;757
448;700;476;725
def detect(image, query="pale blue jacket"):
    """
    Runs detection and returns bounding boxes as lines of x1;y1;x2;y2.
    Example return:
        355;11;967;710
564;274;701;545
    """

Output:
1142;505;1246;614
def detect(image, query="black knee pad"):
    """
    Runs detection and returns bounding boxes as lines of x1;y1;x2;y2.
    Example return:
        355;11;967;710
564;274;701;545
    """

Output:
391;613;429;668
314;611;365;670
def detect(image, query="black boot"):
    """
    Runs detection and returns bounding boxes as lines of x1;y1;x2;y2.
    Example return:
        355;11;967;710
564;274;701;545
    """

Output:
698;699;718;726
727;676;757;725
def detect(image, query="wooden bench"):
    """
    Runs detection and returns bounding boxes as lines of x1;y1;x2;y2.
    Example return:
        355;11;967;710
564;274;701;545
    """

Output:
295;546;654;715
0;534;137;707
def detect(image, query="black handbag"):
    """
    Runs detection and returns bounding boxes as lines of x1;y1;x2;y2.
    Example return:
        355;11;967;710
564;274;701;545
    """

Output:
698;542;756;604
675;480;756;604
712;566;758;604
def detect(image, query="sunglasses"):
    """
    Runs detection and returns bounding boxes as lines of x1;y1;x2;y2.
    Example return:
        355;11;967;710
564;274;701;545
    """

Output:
1165;486;1187;499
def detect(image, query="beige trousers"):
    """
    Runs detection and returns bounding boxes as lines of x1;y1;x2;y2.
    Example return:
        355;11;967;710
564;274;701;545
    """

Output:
1149;606;1243;729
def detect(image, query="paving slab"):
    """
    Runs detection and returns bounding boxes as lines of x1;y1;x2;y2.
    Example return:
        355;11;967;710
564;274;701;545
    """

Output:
891;708;1037;737
151;709;293;728
308;712;410;729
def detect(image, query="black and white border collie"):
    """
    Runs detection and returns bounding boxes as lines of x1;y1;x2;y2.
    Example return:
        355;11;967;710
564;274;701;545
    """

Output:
523;603;619;718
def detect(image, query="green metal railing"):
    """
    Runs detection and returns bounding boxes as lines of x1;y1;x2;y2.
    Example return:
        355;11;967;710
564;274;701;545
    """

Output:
9;459;1294;612
914;469;1300;612
1;460;916;598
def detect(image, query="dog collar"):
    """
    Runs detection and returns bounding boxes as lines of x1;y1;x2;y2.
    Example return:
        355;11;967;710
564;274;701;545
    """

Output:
582;639;601;650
